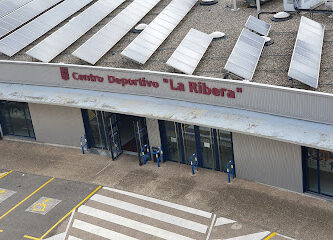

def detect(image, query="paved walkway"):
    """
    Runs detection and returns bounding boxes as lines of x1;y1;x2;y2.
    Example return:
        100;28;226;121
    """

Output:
1;139;333;240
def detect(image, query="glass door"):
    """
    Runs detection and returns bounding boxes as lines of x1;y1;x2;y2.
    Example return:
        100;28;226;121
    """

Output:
165;121;182;163
133;118;149;165
182;124;197;165
199;127;215;169
84;110;106;149
103;112;122;160
217;130;233;172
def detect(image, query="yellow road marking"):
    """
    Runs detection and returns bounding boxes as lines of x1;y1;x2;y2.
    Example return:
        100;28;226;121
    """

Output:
264;232;277;240
0;170;13;180
23;235;40;240
32;198;50;212
0;178;54;220
24;185;102;240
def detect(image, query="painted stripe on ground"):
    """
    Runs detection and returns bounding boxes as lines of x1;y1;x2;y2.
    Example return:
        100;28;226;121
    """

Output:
78;205;195;240
206;214;216;240
44;232;65;240
103;187;212;218
276;233;296;240
264;232;277;240
83;200;201;240
223;231;271;240
214;217;236;226
72;219;138;240
91;194;208;234
0;170;12;180
98;188;210;225
68;236;83;240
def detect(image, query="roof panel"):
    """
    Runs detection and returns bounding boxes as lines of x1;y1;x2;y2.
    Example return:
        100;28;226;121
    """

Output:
121;0;198;64
72;0;161;65
224;28;265;80
0;0;92;57
0;0;32;18
288;16;324;88
166;28;212;75
0;0;63;38
245;15;271;36
26;0;124;62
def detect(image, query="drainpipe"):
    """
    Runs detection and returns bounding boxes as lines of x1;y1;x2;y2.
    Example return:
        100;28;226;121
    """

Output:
257;11;279;19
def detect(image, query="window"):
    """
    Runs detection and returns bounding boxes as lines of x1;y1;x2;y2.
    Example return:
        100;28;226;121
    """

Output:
304;147;333;197
0;101;35;139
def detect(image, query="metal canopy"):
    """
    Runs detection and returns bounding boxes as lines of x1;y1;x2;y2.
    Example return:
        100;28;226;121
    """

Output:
288;16;324;89
72;0;161;65
26;0;124;62
0;0;92;57
166;28;212;75
245;15;271;36
0;0;33;18
121;0;198;64
0;0;63;38
224;28;265;80
1;83;333;152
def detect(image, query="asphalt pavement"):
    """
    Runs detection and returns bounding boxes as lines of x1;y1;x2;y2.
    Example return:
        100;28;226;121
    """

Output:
0;170;98;240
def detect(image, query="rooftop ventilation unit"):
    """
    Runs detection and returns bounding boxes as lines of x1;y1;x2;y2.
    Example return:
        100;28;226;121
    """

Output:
284;0;324;11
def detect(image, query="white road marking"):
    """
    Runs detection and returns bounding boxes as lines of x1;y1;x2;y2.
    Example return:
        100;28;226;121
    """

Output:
78;205;195;240
91;194;208;233
214;217;236;226
206;214;216;240
44;232;65;240
72;219;139;240
276;233;296;240
68;236;83;240
64;210;75;236
223;231;271;240
103;187;212;218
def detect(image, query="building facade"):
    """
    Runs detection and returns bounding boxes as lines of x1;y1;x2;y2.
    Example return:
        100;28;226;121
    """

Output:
0;60;332;197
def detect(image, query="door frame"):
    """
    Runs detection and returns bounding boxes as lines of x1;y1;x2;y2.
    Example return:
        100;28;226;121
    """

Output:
159;120;235;173
133;117;149;165
104;112;123;160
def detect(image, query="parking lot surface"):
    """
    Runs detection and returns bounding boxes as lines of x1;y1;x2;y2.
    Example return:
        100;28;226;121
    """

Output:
0;170;99;240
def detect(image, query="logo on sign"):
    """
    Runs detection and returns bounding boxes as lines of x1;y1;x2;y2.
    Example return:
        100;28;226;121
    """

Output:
60;67;69;80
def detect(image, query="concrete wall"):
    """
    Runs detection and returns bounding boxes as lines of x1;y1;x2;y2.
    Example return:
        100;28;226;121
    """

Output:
232;133;303;193
29;103;85;147
146;118;161;148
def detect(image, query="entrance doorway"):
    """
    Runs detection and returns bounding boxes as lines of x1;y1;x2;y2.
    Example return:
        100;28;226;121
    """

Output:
118;115;137;152
82;110;149;162
160;120;234;172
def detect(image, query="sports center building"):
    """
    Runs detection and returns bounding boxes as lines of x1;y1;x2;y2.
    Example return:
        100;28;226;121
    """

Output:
0;0;332;198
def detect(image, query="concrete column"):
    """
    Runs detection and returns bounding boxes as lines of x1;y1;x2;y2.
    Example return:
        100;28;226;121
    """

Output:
146;118;161;148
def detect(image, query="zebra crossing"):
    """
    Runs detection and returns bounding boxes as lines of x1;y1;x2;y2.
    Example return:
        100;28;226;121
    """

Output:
66;187;213;240
210;217;294;240
64;187;294;240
